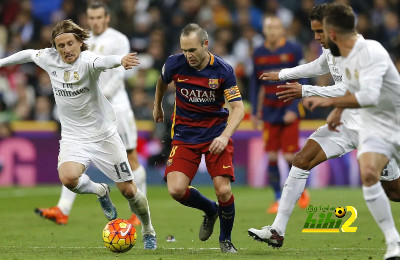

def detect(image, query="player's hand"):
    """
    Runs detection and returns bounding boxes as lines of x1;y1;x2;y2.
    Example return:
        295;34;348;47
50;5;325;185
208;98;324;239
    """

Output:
303;97;333;112
209;135;229;154
327;108;343;132
277;82;303;102
153;105;164;123
259;72;280;81
121;53;140;70
283;110;298;124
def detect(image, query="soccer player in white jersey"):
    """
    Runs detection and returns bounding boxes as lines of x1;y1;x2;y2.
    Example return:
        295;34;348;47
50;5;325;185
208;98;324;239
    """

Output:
35;1;146;227
248;4;400;252
300;4;399;259
0;19;157;249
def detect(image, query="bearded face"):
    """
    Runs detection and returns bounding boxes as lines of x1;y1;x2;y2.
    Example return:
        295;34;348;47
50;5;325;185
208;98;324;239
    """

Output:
327;36;341;57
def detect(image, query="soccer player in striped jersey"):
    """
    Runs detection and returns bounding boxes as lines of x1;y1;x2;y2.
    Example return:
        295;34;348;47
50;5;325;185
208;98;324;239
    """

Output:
250;16;309;214
301;4;399;259
248;4;400;252
35;1;146;227
153;23;244;253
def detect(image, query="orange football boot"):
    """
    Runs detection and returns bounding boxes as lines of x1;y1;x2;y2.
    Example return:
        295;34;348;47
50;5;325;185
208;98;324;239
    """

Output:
298;189;311;209
127;213;141;226
34;206;68;225
266;201;279;214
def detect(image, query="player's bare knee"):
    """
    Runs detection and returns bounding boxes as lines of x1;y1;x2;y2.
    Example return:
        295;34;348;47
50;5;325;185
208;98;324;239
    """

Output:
360;165;380;186
59;174;78;189
293;152;312;170
215;186;232;202
168;186;186;200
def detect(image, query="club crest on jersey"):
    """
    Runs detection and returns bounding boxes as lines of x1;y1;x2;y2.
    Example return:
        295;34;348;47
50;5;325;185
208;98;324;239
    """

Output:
208;79;219;89
345;68;351;80
74;71;79;81
354;69;359;80
64;71;70;82
167;159;173;167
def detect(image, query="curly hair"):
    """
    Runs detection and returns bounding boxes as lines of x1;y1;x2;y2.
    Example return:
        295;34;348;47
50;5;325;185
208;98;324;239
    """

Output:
51;19;90;51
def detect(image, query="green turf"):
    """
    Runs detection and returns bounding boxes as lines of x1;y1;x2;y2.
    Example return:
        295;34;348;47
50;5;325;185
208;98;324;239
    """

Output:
0;185;398;259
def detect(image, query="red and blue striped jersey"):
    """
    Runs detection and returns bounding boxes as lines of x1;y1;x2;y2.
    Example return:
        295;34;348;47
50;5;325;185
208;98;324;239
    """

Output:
250;39;305;124
161;53;242;144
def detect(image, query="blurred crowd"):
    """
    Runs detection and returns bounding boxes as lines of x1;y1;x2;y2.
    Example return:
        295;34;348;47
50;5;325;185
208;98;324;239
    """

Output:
0;0;399;124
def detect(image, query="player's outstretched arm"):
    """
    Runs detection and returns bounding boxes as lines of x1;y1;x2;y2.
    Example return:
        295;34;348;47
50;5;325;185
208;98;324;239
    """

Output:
94;53;139;70
153;76;168;123
209;100;244;154
121;53;140;70
0;49;35;67
276;82;348;102
259;72;280;81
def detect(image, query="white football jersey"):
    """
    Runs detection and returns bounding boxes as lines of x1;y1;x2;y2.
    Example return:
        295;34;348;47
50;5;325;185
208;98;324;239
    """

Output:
279;47;360;131
31;48;117;142
341;37;400;142
87;28;131;112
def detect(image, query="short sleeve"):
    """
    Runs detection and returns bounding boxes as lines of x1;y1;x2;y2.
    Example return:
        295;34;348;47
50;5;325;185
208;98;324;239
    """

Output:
222;64;242;102
161;55;174;84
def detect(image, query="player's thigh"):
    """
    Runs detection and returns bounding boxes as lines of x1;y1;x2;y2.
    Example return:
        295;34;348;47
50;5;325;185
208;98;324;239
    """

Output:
166;171;192;195
280;119;300;154
58;140;90;180
116;109;137;150
205;139;235;181
164;145;201;182
358;152;389;180
309;124;357;159
292;139;327;170
90;132;134;183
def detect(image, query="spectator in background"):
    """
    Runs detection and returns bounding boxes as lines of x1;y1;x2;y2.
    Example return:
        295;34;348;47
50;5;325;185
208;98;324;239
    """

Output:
250;16;309;214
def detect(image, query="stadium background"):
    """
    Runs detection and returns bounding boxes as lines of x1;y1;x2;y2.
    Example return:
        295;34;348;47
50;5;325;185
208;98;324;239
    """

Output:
0;0;399;188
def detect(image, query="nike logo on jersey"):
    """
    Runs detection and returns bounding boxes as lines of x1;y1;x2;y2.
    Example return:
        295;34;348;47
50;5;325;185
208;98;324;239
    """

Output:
120;224;132;237
223;165;231;169
177;78;189;82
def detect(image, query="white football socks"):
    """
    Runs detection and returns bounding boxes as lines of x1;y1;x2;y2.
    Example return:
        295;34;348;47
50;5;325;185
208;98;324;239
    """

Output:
71;174;106;197
132;165;147;195
57;185;77;215
127;189;155;236
363;182;400;243
272;166;309;236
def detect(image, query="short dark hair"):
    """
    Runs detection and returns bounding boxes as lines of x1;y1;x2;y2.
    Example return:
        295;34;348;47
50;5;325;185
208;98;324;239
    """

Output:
181;23;208;44
309;3;331;22
323;3;356;34
87;1;110;15
51;19;90;51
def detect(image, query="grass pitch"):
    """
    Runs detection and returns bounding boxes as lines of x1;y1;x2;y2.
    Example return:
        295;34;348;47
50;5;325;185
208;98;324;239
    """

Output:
0;185;398;259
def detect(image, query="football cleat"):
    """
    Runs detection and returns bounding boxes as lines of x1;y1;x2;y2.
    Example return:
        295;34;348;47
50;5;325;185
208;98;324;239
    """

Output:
266;201;279;214
220;240;237;253
384;241;400;260
34;206;68;225
199;211;219;241
298;189;311;209
143;234;157;250
98;183;117;221
248;225;284;248
127;213;141;226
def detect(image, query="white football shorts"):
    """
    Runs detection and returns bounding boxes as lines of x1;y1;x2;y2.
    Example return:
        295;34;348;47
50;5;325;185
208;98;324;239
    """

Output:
115;108;137;150
310;124;400;181
58;132;134;182
357;134;400;181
